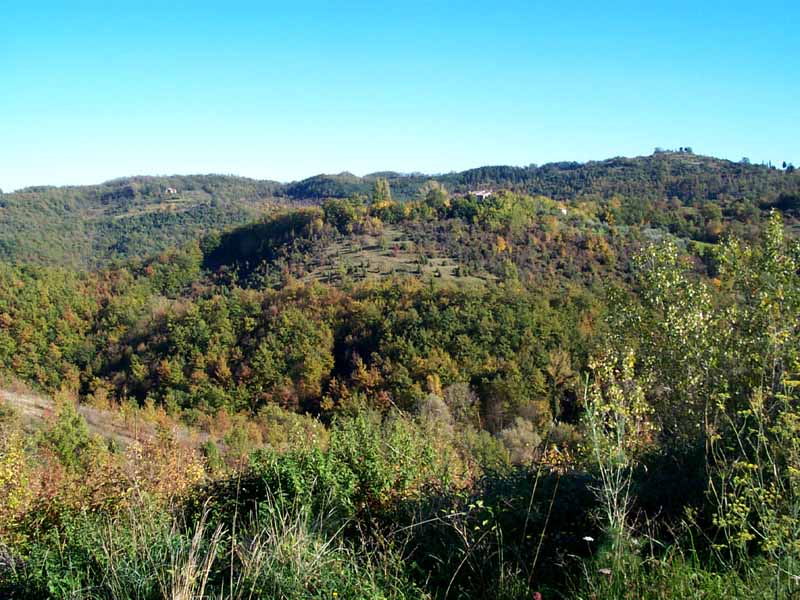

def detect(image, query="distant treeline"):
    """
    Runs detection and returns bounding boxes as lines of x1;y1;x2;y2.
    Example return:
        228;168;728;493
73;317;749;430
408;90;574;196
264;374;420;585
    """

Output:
1;151;798;267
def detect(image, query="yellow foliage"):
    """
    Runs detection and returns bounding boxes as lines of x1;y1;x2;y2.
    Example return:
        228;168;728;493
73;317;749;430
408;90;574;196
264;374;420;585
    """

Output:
426;373;442;397
373;200;394;211
0;430;31;536
495;235;511;254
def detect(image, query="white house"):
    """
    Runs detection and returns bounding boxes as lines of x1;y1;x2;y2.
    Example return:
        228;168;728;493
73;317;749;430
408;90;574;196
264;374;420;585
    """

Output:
470;189;493;200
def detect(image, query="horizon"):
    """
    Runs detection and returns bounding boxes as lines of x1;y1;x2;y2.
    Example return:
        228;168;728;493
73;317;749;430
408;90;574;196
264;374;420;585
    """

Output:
2;1;798;192
1;147;787;193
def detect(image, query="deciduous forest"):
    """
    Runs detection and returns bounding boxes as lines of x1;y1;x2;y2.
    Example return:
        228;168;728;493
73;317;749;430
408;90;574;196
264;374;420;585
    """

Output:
1;151;799;599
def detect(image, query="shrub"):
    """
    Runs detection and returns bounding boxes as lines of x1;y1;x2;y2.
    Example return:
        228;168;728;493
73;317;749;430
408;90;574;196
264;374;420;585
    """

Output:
36;400;103;473
499;417;542;465
0;428;30;541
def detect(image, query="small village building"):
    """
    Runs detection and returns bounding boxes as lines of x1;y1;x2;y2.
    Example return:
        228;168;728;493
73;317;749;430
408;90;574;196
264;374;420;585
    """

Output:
470;189;493;200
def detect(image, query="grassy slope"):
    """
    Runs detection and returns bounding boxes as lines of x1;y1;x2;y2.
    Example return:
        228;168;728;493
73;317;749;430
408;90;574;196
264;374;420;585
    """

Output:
299;225;492;288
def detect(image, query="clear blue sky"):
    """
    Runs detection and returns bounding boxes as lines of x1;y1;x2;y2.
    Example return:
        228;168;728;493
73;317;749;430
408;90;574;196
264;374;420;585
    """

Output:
2;1;797;191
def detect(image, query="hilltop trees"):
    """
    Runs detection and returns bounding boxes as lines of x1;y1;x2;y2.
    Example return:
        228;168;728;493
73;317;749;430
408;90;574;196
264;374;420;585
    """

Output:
1;153;798;268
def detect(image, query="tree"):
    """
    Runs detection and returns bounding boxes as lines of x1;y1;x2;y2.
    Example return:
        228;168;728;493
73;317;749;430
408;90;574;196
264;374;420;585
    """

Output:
499;417;541;465
545;348;576;420
418;180;450;213
608;240;716;443
372;178;392;204
37;401;101;472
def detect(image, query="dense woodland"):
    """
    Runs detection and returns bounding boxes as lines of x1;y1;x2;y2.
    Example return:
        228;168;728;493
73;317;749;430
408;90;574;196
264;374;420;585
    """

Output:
2;151;798;267
0;152;799;598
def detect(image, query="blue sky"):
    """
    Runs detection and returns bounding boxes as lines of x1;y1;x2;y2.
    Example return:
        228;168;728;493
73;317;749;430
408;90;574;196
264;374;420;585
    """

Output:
1;1;797;191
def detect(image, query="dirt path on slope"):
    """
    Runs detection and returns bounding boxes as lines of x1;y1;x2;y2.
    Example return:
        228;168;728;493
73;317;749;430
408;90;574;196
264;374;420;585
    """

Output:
0;388;209;448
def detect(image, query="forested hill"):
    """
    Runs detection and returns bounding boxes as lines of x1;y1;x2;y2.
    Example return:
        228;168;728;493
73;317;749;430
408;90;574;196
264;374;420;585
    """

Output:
446;152;799;202
0;175;285;267
283;151;800;202
1;151;798;267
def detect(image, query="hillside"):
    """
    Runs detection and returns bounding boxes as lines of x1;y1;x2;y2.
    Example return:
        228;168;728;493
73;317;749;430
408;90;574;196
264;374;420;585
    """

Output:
282;151;800;203
0;174;285;267
0;157;799;598
2;151;798;268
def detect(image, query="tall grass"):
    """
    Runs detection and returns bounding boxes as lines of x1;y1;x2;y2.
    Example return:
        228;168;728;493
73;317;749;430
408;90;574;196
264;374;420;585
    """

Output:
224;493;422;600
3;491;424;600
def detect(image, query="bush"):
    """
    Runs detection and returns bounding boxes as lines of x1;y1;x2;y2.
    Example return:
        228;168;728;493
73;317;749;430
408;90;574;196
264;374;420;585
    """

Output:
36;400;103;472
194;411;446;530
499;417;542;465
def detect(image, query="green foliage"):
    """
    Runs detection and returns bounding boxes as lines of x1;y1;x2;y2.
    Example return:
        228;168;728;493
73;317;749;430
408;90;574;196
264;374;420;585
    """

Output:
572;213;800;598
3;152;797;269
0;415;30;537
0;175;282;267
36;401;102;472
574;545;759;600
582;348;653;572
372;178;392;204
0;263;98;390
462;427;511;472
1;165;800;600
4;497;425;600
202;209;325;284
0;254;588;426
198;410;443;528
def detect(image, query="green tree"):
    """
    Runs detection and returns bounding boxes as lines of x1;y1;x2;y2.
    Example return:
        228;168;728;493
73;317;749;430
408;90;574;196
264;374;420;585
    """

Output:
372;178;392;204
37;401;100;472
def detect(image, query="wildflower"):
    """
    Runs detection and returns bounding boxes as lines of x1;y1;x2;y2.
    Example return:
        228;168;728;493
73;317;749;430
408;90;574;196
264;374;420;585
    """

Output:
582;536;594;542
532;592;542;600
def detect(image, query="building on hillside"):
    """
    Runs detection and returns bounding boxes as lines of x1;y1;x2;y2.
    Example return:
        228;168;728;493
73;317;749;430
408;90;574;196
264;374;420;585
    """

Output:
469;189;493;200
164;187;178;196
